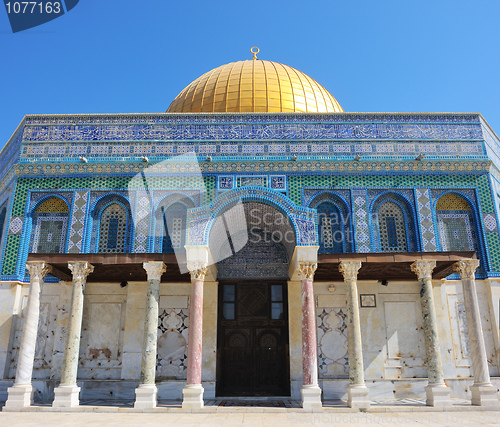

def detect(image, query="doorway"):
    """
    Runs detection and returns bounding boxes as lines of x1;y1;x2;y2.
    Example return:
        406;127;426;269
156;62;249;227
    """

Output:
216;281;290;396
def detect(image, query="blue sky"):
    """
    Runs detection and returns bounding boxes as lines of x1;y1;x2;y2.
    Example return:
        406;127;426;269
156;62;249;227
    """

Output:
1;1;499;146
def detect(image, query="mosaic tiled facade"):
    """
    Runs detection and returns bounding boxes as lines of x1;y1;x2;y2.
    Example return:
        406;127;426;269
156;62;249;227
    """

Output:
0;112;499;278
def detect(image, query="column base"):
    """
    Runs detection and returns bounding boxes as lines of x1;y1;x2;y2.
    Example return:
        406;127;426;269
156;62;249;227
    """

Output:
471;383;500;406
134;384;158;409
52;385;81;408
182;384;204;409
347;384;370;408
300;384;322;411
4;384;34;408
425;383;453;407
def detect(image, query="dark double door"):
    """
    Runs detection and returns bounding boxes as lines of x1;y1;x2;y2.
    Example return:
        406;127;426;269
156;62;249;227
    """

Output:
217;282;290;396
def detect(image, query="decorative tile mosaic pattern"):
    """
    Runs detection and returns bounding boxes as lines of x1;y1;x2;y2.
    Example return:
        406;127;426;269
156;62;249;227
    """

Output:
33;196;70;213
97;204;128;253
15;160;492;179
188;186;317;246
483;214;498;232
415;189;437;252
30;215;68;253
68;191;89;253
21;117;483;145
133;191;151;253
437;211;476;252
9;216;23;235
378;201;408;253
352;189;371;253
1;118;500;283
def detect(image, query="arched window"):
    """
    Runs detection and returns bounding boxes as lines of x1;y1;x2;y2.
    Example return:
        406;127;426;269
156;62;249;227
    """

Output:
377;201;408;252
160;202;188;253
98;203;128;253
30;197;69;253
436;194;477;251
0;206;6;245
317;201;343;253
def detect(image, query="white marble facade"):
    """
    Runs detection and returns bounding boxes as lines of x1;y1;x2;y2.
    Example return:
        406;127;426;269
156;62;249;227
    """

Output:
1;277;499;402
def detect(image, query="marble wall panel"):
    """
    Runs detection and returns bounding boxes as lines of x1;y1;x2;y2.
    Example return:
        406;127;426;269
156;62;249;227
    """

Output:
0;282;20;379
201;282;217;387
78;294;126;380
446;285;498;377
8;288;59;380
287;280;302;399
380;295;426;379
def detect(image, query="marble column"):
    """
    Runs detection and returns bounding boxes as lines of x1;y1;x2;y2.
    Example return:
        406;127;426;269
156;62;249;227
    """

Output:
454;259;499;406
5;262;51;408
52;261;94;408
297;262;322;411
182;262;208;409
134;261;166;409
411;260;452;406
339;260;369;408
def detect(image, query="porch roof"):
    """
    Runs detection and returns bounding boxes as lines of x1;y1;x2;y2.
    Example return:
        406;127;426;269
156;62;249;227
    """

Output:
27;251;475;283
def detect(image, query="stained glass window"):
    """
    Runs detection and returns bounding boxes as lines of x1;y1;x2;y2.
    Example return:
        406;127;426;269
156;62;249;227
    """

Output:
98;203;127;253
378;201;407;252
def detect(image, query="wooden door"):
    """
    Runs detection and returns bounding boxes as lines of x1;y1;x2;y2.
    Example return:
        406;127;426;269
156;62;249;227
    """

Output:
217;282;290;396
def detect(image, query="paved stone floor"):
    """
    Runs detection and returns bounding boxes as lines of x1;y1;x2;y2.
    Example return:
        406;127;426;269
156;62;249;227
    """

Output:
0;396;475;410
1;410;500;426
2;397;500;426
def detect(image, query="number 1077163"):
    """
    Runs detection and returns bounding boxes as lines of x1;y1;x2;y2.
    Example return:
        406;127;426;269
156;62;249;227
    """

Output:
5;2;62;14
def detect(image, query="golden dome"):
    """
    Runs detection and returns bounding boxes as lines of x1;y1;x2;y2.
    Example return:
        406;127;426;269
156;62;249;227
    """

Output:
167;58;343;113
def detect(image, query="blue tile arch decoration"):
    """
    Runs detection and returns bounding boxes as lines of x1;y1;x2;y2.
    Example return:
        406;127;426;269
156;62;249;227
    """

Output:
369;191;420;253
306;190;354;253
86;193;134;254
186;186;318;247
432;189;490;275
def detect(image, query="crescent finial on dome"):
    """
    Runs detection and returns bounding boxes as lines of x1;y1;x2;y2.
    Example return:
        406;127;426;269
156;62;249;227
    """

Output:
251;47;260;60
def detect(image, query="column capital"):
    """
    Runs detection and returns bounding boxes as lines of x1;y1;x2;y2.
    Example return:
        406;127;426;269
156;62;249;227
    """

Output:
187;262;208;281
142;261;166;281
411;260;436;280
339;260;362;281
453;259;480;280
25;261;52;280
297;262;317;281
68;261;94;281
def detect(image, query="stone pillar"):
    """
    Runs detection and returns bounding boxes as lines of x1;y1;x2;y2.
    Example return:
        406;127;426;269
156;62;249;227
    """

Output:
339;260;369;408
411;260;452;406
182;262;208;409
296;262;322;411
5;262;51;408
52;261;94;408
454;259;499;406
134;261;166;409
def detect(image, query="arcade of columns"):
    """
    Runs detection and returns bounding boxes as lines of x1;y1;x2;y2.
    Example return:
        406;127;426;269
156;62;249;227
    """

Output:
4;255;499;410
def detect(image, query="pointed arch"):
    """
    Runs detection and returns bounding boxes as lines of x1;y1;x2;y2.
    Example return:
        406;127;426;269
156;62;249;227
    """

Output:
154;193;196;253
308;192;352;253
91;194;133;253
435;192;478;252
29;196;70;254
371;193;418;253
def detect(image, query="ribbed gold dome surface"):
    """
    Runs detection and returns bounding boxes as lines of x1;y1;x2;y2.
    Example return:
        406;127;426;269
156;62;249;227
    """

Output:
167;59;343;113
